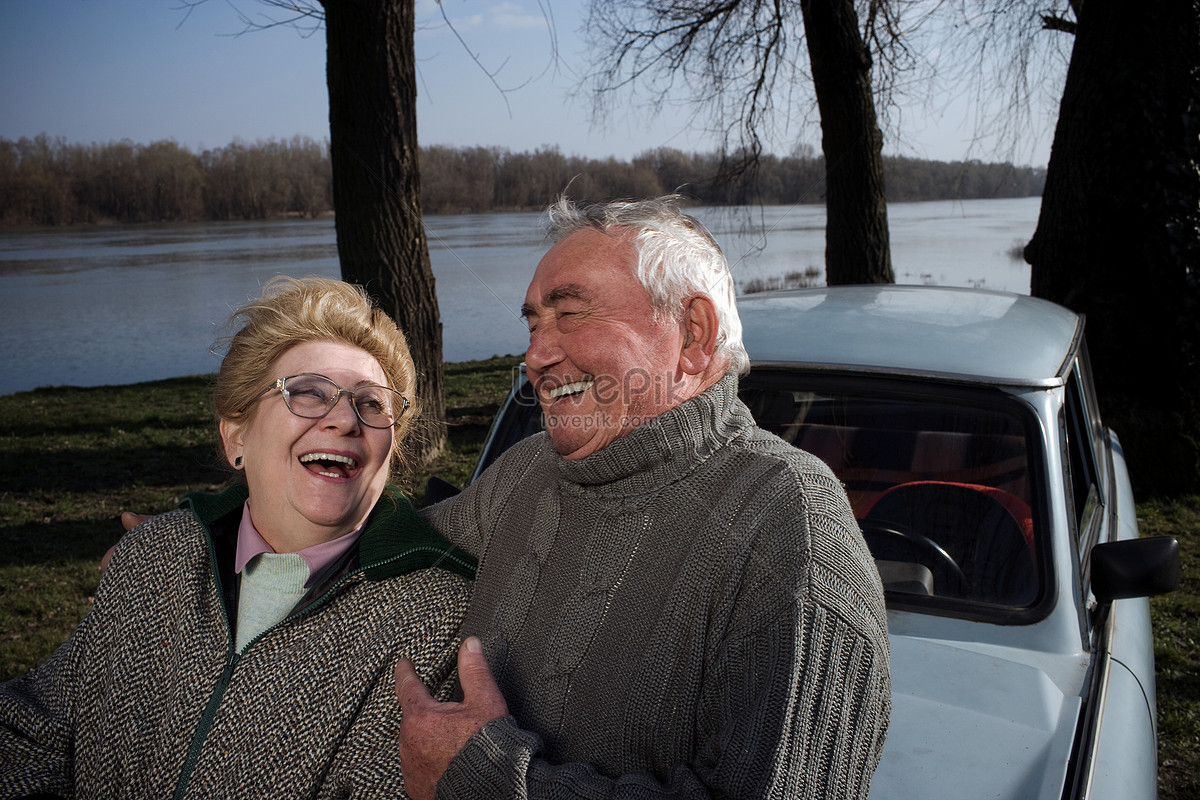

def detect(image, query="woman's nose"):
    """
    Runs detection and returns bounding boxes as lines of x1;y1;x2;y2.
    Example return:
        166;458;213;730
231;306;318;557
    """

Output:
322;391;362;430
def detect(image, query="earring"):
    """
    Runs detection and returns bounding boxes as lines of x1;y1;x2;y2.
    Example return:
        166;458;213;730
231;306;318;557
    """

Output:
234;456;243;468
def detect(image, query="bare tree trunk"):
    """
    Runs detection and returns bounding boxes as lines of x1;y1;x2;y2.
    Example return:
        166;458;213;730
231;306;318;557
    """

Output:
1026;0;1200;495
800;0;894;285
320;0;446;460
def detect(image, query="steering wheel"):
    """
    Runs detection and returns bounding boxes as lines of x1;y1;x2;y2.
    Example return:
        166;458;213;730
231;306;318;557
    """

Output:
859;519;969;595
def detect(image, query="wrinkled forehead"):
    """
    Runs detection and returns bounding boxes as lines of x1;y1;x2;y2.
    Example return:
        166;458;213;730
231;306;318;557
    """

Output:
524;229;640;306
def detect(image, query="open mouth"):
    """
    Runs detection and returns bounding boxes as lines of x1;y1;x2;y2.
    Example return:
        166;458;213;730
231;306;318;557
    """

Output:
299;452;359;479
547;379;595;402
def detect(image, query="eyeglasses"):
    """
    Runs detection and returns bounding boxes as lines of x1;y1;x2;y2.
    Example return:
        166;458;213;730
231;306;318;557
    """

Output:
264;373;410;429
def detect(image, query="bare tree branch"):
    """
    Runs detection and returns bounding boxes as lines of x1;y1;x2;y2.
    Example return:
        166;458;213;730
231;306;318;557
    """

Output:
1040;14;1077;35
429;0;560;118
172;0;324;37
172;0;561;106
584;0;1071;168
584;0;813;186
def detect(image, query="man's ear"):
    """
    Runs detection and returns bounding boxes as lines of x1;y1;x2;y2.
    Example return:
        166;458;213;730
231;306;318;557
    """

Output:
219;418;245;468
678;294;720;376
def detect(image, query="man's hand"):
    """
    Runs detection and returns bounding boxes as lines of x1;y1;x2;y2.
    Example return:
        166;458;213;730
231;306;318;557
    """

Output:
121;511;151;531
395;636;509;800
101;512;151;571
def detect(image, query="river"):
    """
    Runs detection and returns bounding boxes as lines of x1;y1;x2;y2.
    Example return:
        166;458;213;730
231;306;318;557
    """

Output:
0;197;1039;396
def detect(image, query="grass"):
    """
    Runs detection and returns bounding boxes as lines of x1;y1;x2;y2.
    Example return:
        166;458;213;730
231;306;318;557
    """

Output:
0;355;1195;797
1141;497;1200;800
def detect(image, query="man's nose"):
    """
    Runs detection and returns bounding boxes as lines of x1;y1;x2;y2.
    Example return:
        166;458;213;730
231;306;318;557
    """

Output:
525;324;563;371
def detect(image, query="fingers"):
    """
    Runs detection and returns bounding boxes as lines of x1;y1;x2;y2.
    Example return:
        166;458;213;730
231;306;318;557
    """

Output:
456;637;509;717
105;511;149;572
99;544;118;572
396;657;446;800
395;640;508;800
395;657;434;711
121;511;151;531
396;638;509;719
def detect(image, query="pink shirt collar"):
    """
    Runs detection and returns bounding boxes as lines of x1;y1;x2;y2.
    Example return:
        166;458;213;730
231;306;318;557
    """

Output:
234;501;365;588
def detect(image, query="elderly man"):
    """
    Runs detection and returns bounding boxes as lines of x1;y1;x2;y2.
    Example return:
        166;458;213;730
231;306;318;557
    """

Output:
396;195;891;800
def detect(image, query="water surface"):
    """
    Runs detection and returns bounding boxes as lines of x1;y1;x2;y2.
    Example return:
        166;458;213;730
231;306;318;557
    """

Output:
0;198;1039;396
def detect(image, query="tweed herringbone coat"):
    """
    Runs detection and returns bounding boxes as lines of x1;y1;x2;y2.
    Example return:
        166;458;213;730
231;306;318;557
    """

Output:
0;485;474;800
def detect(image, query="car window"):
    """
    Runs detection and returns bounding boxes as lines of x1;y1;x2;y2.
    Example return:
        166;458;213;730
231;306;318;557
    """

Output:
1063;355;1105;566
741;373;1044;614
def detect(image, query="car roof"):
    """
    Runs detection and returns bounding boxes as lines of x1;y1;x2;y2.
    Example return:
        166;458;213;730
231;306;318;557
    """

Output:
737;285;1084;387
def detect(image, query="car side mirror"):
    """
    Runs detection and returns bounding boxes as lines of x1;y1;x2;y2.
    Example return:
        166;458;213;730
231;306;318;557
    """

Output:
1090;536;1180;604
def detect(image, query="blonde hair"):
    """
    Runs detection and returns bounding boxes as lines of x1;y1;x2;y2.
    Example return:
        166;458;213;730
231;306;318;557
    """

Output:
214;276;419;477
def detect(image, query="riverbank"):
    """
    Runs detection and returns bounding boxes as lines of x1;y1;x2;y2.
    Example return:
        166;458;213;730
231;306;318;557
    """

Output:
0;355;1194;797
0;135;1044;226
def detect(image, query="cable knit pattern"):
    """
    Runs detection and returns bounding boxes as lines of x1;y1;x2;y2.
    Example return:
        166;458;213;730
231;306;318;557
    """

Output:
0;486;474;800
424;374;891;799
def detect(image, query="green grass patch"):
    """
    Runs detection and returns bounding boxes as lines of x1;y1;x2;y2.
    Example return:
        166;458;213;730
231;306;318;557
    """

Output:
1141;497;1200;800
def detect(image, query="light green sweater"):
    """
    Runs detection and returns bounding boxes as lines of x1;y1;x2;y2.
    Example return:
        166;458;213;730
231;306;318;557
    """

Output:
424;374;891;799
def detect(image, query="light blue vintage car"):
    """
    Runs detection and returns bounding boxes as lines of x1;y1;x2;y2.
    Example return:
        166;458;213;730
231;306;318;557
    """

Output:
456;285;1180;800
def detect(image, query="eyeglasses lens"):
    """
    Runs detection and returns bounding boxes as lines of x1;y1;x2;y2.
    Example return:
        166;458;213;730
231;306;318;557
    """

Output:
351;386;396;427
281;375;400;428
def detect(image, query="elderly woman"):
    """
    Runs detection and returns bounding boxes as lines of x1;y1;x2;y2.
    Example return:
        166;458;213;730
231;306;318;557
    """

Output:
0;277;474;798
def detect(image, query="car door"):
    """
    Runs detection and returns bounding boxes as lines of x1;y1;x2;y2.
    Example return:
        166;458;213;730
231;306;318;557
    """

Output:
1061;347;1159;800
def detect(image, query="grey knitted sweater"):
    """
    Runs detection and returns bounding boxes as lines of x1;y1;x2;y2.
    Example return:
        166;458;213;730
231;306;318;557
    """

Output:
424;374;891;799
0;485;475;800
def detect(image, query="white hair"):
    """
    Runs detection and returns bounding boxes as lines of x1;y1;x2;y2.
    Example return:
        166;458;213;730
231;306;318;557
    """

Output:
543;194;749;375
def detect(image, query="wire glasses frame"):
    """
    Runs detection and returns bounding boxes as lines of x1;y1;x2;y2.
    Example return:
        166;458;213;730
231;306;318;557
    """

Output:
263;373;410;429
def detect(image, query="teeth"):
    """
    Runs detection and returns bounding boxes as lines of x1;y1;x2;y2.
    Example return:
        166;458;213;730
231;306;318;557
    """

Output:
548;380;594;400
300;452;358;468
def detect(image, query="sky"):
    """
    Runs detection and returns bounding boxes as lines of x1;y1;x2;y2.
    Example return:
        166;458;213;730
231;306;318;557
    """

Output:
1;0;1056;166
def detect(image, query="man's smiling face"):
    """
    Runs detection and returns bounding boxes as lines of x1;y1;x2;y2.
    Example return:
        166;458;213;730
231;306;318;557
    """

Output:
521;228;696;460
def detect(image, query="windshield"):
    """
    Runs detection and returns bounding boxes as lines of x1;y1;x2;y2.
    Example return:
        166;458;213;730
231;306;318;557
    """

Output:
741;372;1045;617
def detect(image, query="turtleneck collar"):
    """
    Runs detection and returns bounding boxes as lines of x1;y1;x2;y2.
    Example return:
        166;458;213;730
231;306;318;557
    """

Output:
554;373;751;497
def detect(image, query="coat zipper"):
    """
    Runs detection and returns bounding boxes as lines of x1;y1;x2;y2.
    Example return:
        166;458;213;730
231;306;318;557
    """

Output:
169;542;468;799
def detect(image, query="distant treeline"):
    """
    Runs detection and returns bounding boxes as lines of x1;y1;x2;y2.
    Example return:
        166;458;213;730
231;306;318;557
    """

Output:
0;134;1045;227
